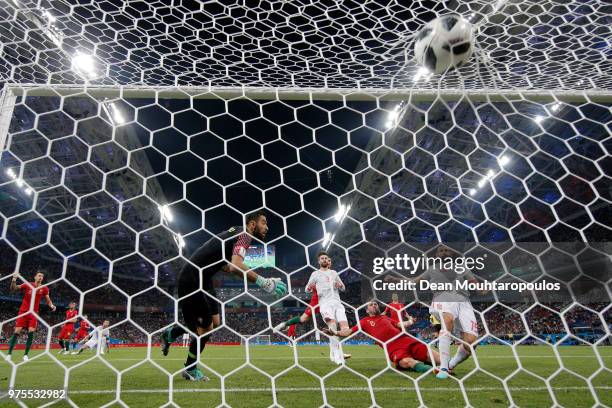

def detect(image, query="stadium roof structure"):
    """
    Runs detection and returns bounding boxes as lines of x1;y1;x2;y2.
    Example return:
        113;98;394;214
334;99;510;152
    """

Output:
0;0;609;91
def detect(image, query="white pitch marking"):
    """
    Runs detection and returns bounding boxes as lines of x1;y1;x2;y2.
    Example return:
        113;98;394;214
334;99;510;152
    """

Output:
53;385;612;395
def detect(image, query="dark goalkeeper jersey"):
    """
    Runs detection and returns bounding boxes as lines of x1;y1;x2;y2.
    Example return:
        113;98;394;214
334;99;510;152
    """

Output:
177;226;252;288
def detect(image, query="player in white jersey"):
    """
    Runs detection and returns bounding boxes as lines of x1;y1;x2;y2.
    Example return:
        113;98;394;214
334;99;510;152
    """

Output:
182;333;190;347
386;245;479;379
306;251;350;365
73;320;110;355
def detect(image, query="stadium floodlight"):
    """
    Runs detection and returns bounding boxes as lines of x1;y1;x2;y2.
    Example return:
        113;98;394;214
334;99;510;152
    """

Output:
24;188;32;196
322;232;332;248
333;204;351;223
387;105;400;121
174;233;186;248
159;205;173;223
101;100;125;125
499;155;511;166
534;115;545;123
385;103;403;129
6;168;16;179
15;179;24;188
109;103;125;124
477;178;486;188
550;103;561;112
71;52;100;80
469;188;476;196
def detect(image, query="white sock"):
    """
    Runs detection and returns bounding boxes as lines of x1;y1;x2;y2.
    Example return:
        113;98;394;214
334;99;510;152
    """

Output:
439;332;451;370
335;337;344;363
328;323;338;362
449;346;471;370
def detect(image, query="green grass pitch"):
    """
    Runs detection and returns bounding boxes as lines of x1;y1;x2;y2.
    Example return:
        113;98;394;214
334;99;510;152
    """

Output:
0;344;610;407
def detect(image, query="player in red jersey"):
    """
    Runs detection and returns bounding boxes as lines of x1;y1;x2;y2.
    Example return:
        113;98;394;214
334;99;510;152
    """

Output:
286;324;297;339
382;293;410;324
6;270;56;362
58;301;78;354
73;315;90;347
327;301;439;373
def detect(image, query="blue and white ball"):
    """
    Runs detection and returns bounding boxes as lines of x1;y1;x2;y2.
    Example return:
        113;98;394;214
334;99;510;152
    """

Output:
414;15;474;74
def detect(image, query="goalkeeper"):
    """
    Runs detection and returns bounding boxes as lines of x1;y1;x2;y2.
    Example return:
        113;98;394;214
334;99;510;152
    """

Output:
161;210;287;381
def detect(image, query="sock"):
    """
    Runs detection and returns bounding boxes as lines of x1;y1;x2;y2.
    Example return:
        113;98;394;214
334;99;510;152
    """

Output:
64;340;70;351
413;362;430;373
285;316;301;326
24;332;34;356
438;332;451;370
335;338;344;362
184;335;209;368
449;346;471;370
8;334;18;355
327;323;343;363
59;339;64;350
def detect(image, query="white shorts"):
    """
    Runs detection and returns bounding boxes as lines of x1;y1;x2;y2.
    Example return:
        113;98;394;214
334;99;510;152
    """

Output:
84;339;98;349
430;301;478;336
319;301;347;323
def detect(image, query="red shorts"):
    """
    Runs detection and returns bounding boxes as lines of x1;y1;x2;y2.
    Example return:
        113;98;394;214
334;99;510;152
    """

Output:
387;336;429;365
75;330;88;341
287;325;297;338
15;313;38;329
59;325;75;340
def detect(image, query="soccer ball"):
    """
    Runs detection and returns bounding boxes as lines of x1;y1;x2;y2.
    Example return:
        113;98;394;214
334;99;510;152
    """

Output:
414;14;474;74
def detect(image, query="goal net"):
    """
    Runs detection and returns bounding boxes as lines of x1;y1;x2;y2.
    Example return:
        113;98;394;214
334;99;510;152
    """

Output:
0;0;610;407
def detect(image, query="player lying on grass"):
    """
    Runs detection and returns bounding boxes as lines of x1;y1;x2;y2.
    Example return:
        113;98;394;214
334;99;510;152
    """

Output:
5;270;56;362
161;210;287;381
305;251;350;365
274;287;351;359
58;301;78;354
385;244;479;379
325;301;438;373
73;320;110;355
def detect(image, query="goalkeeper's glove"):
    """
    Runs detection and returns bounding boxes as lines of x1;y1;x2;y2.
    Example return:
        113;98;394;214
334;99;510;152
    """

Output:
256;276;287;297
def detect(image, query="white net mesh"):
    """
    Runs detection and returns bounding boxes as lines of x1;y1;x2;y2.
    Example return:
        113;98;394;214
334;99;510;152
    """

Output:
0;0;610;89
0;0;611;407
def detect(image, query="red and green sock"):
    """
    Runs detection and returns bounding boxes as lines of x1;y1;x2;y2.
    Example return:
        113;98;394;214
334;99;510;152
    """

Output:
8;334;18;355
285;316;301;326
24;332;34;356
